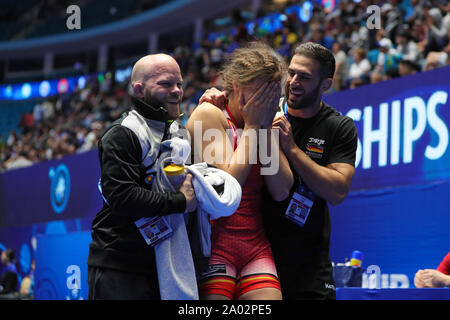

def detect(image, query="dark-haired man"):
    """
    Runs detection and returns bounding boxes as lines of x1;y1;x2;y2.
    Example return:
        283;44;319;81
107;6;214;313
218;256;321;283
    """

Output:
266;42;357;300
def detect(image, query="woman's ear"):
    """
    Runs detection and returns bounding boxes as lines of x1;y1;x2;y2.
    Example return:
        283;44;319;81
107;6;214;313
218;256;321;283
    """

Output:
232;81;245;107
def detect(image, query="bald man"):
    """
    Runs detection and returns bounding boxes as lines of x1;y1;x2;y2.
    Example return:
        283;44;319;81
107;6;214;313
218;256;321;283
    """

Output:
87;54;197;300
130;54;183;120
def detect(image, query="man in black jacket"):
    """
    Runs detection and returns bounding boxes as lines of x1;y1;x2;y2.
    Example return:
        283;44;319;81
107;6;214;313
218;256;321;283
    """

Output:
87;54;197;300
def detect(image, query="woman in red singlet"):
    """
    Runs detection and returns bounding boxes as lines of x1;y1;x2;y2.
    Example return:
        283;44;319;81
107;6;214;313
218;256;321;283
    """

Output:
187;42;293;300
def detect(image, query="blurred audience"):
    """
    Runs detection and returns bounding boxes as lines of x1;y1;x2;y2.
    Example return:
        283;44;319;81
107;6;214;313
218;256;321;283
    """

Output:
19;259;35;299
395;30;421;63
348;47;371;83
398;59;421;76
0;81;129;172
332;41;349;92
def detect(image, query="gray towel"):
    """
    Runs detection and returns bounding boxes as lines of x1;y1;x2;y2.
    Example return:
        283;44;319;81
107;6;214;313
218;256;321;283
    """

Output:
152;140;198;300
150;137;241;300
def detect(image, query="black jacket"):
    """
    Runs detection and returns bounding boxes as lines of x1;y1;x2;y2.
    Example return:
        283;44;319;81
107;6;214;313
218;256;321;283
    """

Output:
87;98;186;275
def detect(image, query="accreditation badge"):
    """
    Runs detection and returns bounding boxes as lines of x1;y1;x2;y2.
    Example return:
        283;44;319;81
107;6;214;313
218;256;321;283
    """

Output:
285;183;315;227
135;216;173;246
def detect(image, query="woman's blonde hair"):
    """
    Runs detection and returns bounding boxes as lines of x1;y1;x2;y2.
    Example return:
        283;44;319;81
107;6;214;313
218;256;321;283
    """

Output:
220;42;286;94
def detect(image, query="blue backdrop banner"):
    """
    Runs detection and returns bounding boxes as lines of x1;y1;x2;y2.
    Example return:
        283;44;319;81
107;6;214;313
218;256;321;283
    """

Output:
330;180;450;288
324;67;450;287
0;150;102;227
34;232;91;300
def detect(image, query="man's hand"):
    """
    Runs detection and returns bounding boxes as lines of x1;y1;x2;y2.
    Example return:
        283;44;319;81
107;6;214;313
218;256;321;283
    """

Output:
179;173;197;213
272;115;297;155
414;269;426;288
257;82;281;129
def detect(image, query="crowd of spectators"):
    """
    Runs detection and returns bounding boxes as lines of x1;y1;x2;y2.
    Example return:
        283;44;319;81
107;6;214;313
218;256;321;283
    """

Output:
0;0;449;172
0;78;130;171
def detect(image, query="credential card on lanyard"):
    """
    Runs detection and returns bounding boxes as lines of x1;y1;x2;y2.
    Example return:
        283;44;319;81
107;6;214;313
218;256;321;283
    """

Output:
285;184;315;227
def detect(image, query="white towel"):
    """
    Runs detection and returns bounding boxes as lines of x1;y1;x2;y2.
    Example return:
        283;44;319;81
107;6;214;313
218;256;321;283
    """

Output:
188;163;241;219
186;163;241;257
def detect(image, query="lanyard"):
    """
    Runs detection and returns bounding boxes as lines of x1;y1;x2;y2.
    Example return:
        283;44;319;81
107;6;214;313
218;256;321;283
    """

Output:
282;97;291;123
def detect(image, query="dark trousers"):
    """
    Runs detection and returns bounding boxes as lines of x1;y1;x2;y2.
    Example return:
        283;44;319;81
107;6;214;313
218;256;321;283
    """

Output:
276;261;336;300
87;266;160;300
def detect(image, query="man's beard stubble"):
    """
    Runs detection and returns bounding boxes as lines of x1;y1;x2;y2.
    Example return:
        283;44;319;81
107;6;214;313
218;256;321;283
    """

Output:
144;90;165;110
144;91;181;120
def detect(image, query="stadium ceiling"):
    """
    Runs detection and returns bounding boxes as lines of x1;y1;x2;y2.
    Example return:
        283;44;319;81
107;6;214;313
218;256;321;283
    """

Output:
0;0;251;59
